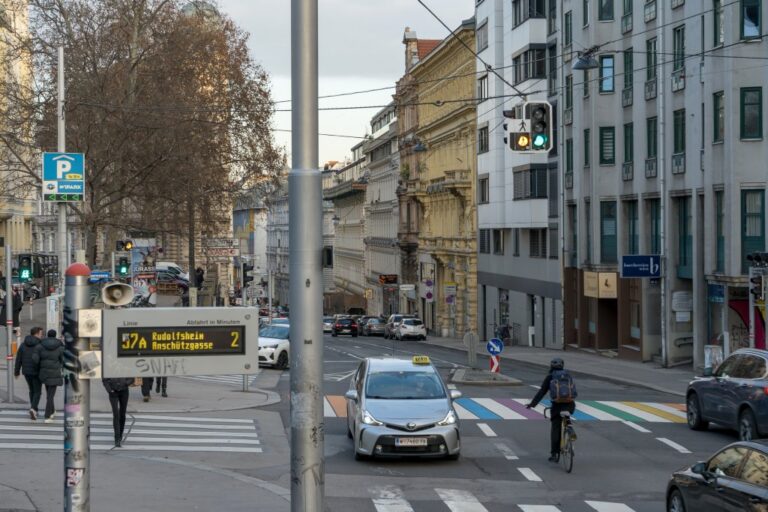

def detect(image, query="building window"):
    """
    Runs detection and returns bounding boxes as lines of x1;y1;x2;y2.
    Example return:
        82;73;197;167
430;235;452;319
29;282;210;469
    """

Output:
478;126;490;153
741;87;763;139
647;116;658;158
513;228;520;256
548;45;557;95
646;38;657;80
741;0;761;40
673;25;685;71
742;189;765;273
479;229;491;254
626;200;638;255
569;205;578;266
513;49;546;83
513;167;548;200
549;227;559;259
477;75;489;102
514;0;546;26
565;75;573;108
673;109;686;154
600;201;617;263
548;0;557;34
678;196;692;279
492;229;505;255
322;247;333;268
585;200;592;262
530;228;547;258
649;198;660;254
513;56;522;83
599;127;616;165
714;0;724;46
715;190;724;272
623;48;633;89
584;129;590;166
513;0;523;25
565;11;573;46
478;176;489;204
623;0;632;15
583;69;590;97
713;91;724;142
599;0;614;21
623;122;634;163
599;55;614;92
477;20;488;51
566;138;574;172
583;0;590;26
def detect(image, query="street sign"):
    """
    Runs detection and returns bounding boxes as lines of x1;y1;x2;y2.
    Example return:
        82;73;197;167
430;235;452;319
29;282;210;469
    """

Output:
490;355;500;373
102;307;259;377
42;152;85;202
486;338;504;355
202;238;239;248
399;284;415;291
88;270;111;283
621;255;662;278
444;282;457;296
205;247;240;257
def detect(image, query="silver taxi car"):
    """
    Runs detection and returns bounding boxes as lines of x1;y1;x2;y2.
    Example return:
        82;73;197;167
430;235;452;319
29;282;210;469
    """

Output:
344;356;462;460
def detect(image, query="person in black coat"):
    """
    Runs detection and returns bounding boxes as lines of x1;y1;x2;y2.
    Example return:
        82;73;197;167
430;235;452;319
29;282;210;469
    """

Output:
102;377;134;447
14;327;44;420
35;329;64;422
11;289;22;329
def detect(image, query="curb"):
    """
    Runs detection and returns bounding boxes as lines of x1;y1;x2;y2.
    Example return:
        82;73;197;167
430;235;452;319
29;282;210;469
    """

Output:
451;368;523;386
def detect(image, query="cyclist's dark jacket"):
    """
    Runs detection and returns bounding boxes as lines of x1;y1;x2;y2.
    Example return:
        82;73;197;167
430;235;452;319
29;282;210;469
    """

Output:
529;371;553;408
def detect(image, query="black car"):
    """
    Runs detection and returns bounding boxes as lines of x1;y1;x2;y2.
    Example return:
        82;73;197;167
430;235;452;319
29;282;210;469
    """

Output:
686;348;768;441
332;318;358;337
667;440;768;512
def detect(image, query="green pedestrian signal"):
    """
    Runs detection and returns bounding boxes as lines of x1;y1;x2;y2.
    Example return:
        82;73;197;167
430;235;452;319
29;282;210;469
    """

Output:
18;256;32;282
117;257;130;277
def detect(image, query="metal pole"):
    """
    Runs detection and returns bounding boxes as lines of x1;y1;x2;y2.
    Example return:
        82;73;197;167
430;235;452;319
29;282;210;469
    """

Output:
657;10;668;368
749;266;756;348
241;257;249;392
5;245;13;402
267;270;272;324
62;263;91;511
57;47;68;291
290;0;323;509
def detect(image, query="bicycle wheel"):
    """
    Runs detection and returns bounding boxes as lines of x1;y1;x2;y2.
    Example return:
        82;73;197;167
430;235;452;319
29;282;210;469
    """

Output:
561;438;574;473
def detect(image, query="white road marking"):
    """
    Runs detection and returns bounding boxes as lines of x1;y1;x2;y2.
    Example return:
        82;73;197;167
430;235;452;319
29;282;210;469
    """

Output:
529;385;541;390
0;443;263;453
622;421;651;433
641;402;687;420
323;398;334;417
574;402;624;421
447;384;457;390
585;501;637;512
517;468;543;482
477;423;497;437
656;437;691;454
371;486;414;512
518;506;561;512
434;488;489;512
494;442;519;460
452;402;479;420
474;398;527;420
602;401;670;422
513;399;547;416
0;411;254;423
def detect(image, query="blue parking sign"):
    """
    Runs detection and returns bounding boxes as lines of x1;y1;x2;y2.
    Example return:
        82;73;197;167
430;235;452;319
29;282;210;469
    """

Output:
42;152;85;202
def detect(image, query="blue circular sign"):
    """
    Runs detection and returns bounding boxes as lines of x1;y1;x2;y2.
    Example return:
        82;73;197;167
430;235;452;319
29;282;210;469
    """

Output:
486;338;504;356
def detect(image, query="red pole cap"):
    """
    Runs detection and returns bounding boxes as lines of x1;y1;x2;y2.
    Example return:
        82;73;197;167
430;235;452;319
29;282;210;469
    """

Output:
65;262;91;277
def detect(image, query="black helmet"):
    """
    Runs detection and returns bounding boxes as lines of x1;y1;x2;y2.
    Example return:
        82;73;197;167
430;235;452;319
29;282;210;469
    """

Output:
550;357;564;370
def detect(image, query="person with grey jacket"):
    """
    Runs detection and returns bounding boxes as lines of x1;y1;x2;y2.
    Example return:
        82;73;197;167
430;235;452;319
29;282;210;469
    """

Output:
35;330;64;422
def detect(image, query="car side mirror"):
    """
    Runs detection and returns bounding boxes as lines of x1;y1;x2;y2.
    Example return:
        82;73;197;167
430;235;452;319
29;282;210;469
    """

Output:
344;390;358;402
449;390;462;400
691;462;706;475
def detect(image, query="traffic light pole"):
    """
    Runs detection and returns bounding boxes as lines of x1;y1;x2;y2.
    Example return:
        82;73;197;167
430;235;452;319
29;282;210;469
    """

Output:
4;244;13;402
57;46;68;289
749;266;756;348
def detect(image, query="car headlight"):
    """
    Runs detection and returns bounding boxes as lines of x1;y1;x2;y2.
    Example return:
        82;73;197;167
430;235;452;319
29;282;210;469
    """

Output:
437;409;457;426
261;344;279;350
362;410;383;426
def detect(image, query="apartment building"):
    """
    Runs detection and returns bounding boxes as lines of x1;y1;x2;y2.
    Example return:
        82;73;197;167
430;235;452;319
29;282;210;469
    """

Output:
475;0;563;347
561;0;768;367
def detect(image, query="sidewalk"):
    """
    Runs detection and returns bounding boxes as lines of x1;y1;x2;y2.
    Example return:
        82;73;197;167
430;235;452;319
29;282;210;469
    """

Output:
420;335;694;397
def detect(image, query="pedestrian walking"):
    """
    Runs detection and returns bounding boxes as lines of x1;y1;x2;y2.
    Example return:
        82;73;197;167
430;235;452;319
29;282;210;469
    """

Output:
102;378;134;447
35;329;64;422
154;376;167;397
11;288;22;329
195;267;204;290
141;377;155;402
13;327;44;420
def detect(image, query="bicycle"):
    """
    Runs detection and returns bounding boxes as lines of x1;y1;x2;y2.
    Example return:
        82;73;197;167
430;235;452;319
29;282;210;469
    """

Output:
544;406;577;473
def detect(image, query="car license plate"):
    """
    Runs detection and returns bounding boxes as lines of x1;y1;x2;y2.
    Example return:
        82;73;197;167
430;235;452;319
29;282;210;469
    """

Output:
396;437;428;447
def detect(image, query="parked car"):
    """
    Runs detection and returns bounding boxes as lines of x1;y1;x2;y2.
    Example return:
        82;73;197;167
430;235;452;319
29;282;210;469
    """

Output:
686;348;768;441
332;318;358;337
362;317;385;336
666;440;768;512
258;324;290;369
396;318;427;341
323;316;335;333
344;356;462;460
384;314;415;339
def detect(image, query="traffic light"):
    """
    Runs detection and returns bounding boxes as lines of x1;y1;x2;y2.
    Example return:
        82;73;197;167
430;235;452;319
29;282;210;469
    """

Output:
117;257;130;277
526;101;552;152
18;256;31;282
750;275;764;302
115;239;134;251
243;263;254;285
510;132;531;151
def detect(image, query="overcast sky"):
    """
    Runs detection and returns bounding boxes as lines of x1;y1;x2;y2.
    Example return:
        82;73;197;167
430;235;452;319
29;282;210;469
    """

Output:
216;0;471;165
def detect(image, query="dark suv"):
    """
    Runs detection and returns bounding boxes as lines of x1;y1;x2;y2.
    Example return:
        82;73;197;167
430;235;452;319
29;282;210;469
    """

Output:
332;318;358;337
687;348;768;441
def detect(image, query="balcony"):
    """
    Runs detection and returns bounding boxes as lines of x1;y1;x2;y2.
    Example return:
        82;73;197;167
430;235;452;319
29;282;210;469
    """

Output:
671;67;685;92
426;169;471;195
622;87;633;107
621;13;633;34
564;107;573;126
644;78;657;100
672;153;686;174
645;158;657;178
644;0;657;23
565;172;573;189
622;162;634;181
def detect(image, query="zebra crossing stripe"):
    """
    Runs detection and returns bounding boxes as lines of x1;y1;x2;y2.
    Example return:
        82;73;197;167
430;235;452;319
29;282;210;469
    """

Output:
518;505;562;511
578;401;645;422
326;395;347;417
640;402;688;421
602;401;671;423
572;402;624;421
473;398;527;420
370;486;415;512
586;501;637;512
625;402;685;423
434;488;489;512
455;398;501;420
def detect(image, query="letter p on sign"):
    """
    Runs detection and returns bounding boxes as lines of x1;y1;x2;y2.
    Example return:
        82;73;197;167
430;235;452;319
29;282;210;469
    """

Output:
56;159;72;179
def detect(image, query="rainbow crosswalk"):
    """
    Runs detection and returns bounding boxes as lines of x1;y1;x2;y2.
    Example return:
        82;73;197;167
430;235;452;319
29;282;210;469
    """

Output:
323;396;687;423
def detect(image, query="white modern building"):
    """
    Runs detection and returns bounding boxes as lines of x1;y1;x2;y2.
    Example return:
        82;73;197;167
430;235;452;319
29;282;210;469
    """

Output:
475;0;563;347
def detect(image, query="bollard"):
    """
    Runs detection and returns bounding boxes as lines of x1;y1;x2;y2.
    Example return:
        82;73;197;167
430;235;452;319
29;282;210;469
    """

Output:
62;263;91;512
242;374;249;392
463;331;478;369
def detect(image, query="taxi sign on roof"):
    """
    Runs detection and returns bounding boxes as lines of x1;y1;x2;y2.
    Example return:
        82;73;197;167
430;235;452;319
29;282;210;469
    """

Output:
412;355;430;365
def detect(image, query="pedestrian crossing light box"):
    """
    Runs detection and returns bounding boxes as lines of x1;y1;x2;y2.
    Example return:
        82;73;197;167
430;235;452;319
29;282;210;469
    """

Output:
101;308;260;378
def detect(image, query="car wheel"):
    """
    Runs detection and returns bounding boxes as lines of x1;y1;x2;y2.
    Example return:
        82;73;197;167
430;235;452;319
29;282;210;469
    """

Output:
667;488;686;512
739;409;759;441
686;393;709;431
354;451;369;461
276;351;289;370
332;333;337;337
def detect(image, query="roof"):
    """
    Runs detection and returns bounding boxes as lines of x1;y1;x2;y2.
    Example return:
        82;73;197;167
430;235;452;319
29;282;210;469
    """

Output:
366;357;436;372
417;39;441;59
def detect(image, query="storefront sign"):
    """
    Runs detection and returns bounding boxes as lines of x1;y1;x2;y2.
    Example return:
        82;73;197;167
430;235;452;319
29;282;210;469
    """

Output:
598;272;617;299
584;272;599;298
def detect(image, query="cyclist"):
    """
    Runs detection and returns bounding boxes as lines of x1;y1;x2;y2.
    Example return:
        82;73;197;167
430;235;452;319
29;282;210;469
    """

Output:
526;357;577;462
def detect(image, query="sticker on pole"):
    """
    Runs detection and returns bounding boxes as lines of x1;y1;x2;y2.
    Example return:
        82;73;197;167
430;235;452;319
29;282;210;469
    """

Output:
486;338;504;356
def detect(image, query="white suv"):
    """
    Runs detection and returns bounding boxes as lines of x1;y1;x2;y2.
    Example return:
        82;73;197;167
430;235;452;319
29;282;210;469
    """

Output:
384;314;415;339
396;318;427;341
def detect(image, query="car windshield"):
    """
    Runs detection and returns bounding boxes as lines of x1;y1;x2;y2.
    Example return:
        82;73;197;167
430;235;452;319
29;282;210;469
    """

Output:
402;319;422;326
368;319;381;324
323;317;333;322
259;325;289;339
365;370;446;399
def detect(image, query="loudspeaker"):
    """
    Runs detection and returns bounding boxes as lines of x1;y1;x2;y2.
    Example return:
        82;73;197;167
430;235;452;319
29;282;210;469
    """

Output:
102;282;134;307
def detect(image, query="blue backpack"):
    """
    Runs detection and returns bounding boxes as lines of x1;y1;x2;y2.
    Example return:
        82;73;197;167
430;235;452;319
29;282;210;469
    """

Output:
549;369;577;403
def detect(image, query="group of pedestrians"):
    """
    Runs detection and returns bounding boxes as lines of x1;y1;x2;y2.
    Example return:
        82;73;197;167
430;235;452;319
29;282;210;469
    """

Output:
13;327;64;422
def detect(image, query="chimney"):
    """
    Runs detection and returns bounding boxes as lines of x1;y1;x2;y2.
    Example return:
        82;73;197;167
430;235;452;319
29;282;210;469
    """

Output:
403;27;418;72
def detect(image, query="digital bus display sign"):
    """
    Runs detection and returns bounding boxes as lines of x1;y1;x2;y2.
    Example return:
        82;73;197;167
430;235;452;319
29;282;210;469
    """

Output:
116;325;245;357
